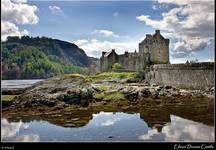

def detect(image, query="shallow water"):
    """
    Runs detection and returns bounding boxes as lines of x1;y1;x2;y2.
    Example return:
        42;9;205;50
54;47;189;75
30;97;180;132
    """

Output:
1;112;214;142
1;79;43;89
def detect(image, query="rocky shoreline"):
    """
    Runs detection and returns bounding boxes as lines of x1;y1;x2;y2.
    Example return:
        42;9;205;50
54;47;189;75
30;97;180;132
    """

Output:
2;74;214;128
2;74;214;109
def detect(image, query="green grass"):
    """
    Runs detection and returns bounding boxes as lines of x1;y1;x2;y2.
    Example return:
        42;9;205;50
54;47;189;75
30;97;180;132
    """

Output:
1;95;17;101
93;93;105;100
103;92;125;101
93;92;125;101
63;72;138;82
93;72;138;80
97;85;111;91
64;73;86;79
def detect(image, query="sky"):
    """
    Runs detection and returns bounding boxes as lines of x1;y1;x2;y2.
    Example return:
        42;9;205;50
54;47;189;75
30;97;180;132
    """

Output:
1;0;215;63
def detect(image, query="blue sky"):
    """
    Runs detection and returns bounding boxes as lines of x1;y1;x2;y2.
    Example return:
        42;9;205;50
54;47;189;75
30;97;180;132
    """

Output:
20;1;159;41
2;0;214;63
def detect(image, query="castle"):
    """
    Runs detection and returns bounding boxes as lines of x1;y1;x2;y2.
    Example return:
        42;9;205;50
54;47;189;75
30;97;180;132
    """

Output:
100;30;169;72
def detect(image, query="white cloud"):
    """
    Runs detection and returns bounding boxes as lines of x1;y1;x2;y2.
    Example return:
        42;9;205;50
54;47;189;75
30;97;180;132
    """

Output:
101;119;116;126
1;118;40;142
74;38;137;58
152;5;157;10
49;5;66;17
13;134;40;142
138;115;215;142
93;29;120;38
137;0;214;58
203;59;214;62
1;118;23;139
74;39;89;45
2;0;38;24
1;0;38;41
1;21;29;41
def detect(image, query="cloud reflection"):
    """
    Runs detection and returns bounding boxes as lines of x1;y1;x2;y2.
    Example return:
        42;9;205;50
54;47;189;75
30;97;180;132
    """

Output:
1;118;40;142
138;115;215;142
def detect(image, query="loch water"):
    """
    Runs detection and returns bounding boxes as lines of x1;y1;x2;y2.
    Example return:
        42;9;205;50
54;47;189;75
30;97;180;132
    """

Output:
1;80;215;142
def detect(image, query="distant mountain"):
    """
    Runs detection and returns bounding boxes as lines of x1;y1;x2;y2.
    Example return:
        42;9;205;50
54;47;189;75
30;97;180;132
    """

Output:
1;36;99;79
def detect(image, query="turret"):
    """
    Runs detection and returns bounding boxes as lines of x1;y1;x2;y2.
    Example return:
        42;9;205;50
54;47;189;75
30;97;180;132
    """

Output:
155;29;160;34
146;34;152;39
102;51;106;57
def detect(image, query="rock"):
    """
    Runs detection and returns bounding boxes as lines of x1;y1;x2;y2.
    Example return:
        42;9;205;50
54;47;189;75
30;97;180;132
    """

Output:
155;86;163;91
51;114;62;117
153;93;159;99
117;102;123;107
210;87;214;94
102;80;118;84
140;88;151;97
57;92;81;105
57;87;93;106
64;123;76;127
151;83;158;87
71;118;80;121
2;88;26;95
2;101;13;108
164;85;172;89
49;87;67;94
121;87;139;102
149;88;155;93
179;89;191;96
121;78;140;83
104;90;119;95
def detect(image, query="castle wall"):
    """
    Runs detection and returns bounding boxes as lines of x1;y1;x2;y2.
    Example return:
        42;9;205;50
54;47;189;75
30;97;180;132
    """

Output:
151;40;169;64
118;53;139;71
107;53;118;71
100;57;108;72
146;62;214;90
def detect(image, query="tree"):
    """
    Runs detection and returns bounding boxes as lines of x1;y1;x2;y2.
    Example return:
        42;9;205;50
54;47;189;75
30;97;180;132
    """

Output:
112;63;122;69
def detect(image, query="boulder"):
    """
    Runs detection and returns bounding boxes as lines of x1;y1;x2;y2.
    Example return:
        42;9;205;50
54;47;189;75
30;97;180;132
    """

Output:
140;88;151;97
57;87;93;106
121;87;139;102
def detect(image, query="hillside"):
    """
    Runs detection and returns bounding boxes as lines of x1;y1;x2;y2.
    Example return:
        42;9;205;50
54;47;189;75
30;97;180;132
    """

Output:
1;36;99;79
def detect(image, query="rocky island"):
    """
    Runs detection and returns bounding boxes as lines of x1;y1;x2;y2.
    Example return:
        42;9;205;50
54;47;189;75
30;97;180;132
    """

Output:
2;71;214;128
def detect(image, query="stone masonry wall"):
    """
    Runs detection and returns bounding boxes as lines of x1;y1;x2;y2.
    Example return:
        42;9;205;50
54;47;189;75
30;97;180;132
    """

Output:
146;62;214;90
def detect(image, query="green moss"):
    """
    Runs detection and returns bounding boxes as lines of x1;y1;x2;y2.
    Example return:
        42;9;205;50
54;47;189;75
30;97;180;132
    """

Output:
1;95;17;101
98;85;110;91
93;92;125;101
112;63;122;69
62;72;138;82
64;73;86;79
103;92;125;101
93;93;104;100
92;72;138;81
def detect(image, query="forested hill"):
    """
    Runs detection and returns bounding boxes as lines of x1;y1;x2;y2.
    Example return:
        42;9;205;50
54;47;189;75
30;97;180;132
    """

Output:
2;36;99;79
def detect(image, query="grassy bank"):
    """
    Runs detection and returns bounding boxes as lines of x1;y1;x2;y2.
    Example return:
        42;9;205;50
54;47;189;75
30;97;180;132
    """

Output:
1;95;17;101
63;72;138;82
93;92;125;101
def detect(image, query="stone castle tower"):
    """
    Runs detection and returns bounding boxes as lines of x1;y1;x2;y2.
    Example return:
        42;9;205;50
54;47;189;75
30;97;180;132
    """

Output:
100;30;169;72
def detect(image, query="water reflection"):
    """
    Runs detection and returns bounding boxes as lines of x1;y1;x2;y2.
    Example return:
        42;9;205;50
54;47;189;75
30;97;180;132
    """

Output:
1;79;43;89
1;118;40;142
1;112;214;142
138;115;215;142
